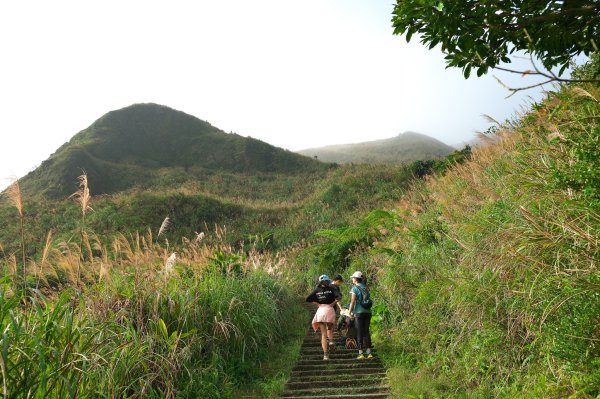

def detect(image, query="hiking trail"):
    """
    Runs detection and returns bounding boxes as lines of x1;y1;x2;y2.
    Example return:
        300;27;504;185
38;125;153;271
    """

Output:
279;302;390;399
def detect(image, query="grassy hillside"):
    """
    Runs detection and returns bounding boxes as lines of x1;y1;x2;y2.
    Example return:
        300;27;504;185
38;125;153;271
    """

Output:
297;131;455;164
1;159;445;262
0;225;304;398
297;67;600;397
20;103;330;198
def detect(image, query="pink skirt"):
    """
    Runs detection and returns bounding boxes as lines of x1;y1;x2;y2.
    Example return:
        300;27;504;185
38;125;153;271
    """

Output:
312;303;336;331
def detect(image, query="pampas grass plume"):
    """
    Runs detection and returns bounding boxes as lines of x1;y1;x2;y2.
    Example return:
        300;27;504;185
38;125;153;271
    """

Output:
164;252;176;276
5;178;23;218
70;173;92;216
158;217;170;239
5;177;26;289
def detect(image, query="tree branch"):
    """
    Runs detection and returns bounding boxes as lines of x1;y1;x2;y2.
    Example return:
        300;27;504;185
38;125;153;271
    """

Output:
493;75;556;98
493;63;600;84
493;53;600;97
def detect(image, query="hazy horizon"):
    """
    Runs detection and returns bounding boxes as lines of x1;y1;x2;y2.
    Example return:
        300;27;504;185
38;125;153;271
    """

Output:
0;1;567;191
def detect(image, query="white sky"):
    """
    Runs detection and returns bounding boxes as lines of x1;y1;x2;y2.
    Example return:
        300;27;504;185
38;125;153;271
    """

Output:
0;1;562;190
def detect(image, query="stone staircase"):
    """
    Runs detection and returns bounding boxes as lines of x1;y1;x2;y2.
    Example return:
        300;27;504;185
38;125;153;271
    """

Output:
280;303;389;399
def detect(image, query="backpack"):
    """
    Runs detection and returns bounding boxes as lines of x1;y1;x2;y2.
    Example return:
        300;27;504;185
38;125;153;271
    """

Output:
345;338;358;349
357;286;373;309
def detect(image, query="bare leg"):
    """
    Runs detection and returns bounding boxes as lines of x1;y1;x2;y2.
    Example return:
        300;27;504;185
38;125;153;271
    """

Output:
318;323;328;354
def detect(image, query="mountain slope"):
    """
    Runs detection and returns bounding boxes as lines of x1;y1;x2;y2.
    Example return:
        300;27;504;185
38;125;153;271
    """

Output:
21;103;328;197
299;78;600;396
297;131;454;164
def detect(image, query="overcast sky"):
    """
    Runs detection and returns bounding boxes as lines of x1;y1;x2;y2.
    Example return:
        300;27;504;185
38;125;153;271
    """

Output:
1;1;564;190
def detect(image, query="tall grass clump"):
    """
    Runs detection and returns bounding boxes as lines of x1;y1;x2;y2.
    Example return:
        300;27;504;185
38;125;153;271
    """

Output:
1;186;301;399
0;240;297;398
69;172;92;287
372;75;600;397
4;179;25;291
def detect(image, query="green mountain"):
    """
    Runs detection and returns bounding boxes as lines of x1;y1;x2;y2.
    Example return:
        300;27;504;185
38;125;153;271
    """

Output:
20;103;328;198
297;131;455;164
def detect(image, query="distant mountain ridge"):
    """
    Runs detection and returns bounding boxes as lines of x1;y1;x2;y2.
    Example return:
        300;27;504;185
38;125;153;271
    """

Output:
20;103;328;197
297;131;454;164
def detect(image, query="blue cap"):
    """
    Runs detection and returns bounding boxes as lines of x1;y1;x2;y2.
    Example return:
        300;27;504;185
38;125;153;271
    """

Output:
318;274;331;283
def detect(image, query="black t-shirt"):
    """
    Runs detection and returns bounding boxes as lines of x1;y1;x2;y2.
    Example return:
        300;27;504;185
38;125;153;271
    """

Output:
331;284;342;302
306;284;337;305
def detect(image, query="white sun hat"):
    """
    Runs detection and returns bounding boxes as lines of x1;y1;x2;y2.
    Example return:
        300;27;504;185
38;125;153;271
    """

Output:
350;271;364;279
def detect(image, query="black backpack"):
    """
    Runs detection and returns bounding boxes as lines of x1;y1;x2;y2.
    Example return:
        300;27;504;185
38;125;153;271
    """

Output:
357;286;373;309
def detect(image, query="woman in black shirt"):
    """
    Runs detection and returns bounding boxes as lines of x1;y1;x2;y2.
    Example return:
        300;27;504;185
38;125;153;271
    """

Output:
306;274;338;360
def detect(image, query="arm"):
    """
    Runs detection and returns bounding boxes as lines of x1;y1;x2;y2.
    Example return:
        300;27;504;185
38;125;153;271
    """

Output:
331;297;340;310
329;292;339;308
349;292;357;318
334;287;343;311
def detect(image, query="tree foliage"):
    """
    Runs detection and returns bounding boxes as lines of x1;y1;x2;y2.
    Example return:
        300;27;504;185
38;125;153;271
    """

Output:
392;0;600;78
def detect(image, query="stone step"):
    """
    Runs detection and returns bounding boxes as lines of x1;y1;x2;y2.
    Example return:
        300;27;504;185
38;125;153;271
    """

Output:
299;352;378;360
301;338;348;345
302;334;345;339
291;365;385;377
295;358;383;367
281;385;390;397
293;357;384;367
301;339;347;345
299;344;372;350
285;376;387;389
288;371;387;385
292;367;386;376
299;348;361;353
280;392;389;399
300;348;378;355
300;345;376;352
301;336;353;342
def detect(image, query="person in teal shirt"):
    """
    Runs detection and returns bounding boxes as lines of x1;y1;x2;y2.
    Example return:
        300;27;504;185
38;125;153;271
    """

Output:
348;271;373;359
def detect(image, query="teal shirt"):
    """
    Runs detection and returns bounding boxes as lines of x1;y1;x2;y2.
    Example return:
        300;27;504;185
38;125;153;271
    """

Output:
350;284;371;314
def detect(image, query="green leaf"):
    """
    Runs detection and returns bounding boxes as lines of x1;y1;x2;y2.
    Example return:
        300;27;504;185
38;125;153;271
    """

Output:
390;0;597;78
558;63;569;77
429;39;440;49
158;318;168;340
463;65;472;79
169;330;179;348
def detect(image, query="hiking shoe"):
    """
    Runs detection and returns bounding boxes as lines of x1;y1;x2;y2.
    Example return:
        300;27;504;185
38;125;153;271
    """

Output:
367;353;374;359
328;341;336;353
356;354;365;360
323;354;329;361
